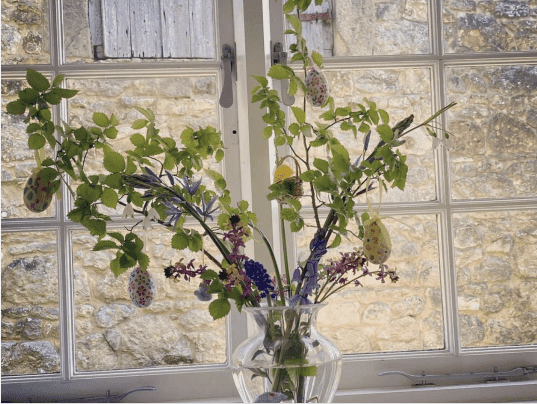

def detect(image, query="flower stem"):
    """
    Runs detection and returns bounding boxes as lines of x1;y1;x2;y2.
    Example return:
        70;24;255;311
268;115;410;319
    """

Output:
280;215;292;290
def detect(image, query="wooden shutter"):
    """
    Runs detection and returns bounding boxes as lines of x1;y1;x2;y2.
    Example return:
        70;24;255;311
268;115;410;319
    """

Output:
90;0;215;59
299;0;333;57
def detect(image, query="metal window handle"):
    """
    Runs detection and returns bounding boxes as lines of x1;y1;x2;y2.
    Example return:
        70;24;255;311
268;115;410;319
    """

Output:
219;44;235;108
272;42;295;106
379;366;537;386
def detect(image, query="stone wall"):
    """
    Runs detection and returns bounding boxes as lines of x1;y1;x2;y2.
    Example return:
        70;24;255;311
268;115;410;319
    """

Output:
1;0;50;64
294;67;435;205
1;231;61;375
1;79;56;219
297;215;445;353
72;227;226;371
447;64;537;199
454;210;537;347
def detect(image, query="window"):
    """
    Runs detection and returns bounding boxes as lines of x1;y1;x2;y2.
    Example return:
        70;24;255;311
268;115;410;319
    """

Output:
2;0;536;402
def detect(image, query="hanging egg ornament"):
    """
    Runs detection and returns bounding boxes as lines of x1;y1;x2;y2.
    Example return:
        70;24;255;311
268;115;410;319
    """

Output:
363;218;392;265
273;164;293;183
128;266;156;308
305;67;330;107
23;169;54;213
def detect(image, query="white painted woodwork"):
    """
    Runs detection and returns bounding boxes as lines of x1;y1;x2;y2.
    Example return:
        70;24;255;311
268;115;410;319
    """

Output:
99;0;215;59
88;0;103;46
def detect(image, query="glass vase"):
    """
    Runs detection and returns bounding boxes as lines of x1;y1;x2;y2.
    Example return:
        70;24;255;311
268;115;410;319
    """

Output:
232;304;342;403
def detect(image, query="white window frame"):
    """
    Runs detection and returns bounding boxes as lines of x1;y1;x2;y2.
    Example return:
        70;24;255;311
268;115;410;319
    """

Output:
2;0;536;402
262;0;537;401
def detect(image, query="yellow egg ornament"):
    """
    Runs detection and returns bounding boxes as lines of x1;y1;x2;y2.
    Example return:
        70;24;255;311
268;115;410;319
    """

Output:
363;217;392;265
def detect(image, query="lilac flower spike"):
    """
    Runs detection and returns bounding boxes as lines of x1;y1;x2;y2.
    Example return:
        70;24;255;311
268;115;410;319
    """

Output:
181;175;202;196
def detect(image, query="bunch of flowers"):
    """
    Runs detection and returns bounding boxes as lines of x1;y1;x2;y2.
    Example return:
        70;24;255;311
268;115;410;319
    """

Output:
6;0;455;400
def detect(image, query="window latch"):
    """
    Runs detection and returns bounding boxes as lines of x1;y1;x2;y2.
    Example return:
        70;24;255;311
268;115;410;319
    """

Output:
219;44;235;108
379;366;537;386
272;42;295;106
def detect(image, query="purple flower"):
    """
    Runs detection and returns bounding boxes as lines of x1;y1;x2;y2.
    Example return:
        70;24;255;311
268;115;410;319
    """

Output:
181;175;202;196
244;259;275;298
194;285;212;301
195;194;218;221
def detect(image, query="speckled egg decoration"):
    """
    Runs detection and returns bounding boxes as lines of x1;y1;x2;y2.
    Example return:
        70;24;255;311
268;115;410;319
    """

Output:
363;218;392;265
128;266;156;308
305;67;330;107
23;169;54;213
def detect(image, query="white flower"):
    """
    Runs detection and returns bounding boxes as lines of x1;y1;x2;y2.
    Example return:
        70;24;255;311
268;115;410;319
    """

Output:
122;203;135;218
432;135;454;151
142;207;160;230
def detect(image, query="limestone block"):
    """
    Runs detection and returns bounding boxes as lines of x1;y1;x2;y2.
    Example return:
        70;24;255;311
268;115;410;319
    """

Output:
458;294;480;311
62;0;92;61
393;296;425;317
104;329;121;351
482;294;504;313
474;256;512;282
2;257;58;305
95;304;136;328
318;301;361;328
181;309;220;331
330;328;371;353
75;304;95;318
2;341;60;375
76;333;119;371
459;314;484;346
1;23;21;54
362;302;391;324
186;328;225;364
421;311;444;349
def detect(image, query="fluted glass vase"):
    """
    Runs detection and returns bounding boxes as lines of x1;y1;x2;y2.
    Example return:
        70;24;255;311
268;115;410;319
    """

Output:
232;304;342;403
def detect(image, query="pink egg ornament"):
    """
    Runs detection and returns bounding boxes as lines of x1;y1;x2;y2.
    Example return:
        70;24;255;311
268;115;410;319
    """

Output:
305;67;330;107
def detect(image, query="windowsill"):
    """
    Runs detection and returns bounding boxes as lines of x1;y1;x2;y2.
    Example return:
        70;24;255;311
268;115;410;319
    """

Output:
176;380;537;403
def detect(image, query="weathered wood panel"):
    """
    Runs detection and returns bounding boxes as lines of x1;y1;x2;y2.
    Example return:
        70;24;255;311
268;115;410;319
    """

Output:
100;0;215;59
190;0;215;58
88;0;103;46
161;0;190;57
102;0;132;57
130;0;161;57
291;0;333;58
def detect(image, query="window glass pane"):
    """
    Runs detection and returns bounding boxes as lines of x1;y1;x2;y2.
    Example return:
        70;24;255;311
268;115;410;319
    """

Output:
2;79;56;219
443;0;537;54
294;67;436;205
446;64;537;200
453;209;537;348
72;226;226;372
1;0;50;64
1;230;61;375
290;0;431;57
296;214;444;353
63;0;216;64
65;75;220;216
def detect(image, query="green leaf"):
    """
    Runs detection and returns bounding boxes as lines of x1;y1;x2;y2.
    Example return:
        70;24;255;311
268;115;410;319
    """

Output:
43;91;62;105
286;14;302;34
313;158;329;173
104;126;118;139
299;170;317;182
52;74;65;87
252;75;268;87
130;133;146;147
27;69;50;92
268;65;293;80
93;240;119;251
28;133;46;150
215;148;224;162
101;188;118;209
77;183;102;203
6;100;26;115
103;148;126;173
291;106;305;124
329;233;342;248
110;257;123;277
209;298;231;320
378;109;390;124
238;200;249;212
109;114;120;126
134;106;155;121
93;112;109;128
262;126;273;139
311;50;323;67
280;208;297;221
18;88;40;104
201;269;218;280
132;119;148;130
189;232;203;252
377;124;394;143
137;252;150;270
171;232;189;250
39;108;52;121
107;232;125;243
283;0;296;13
